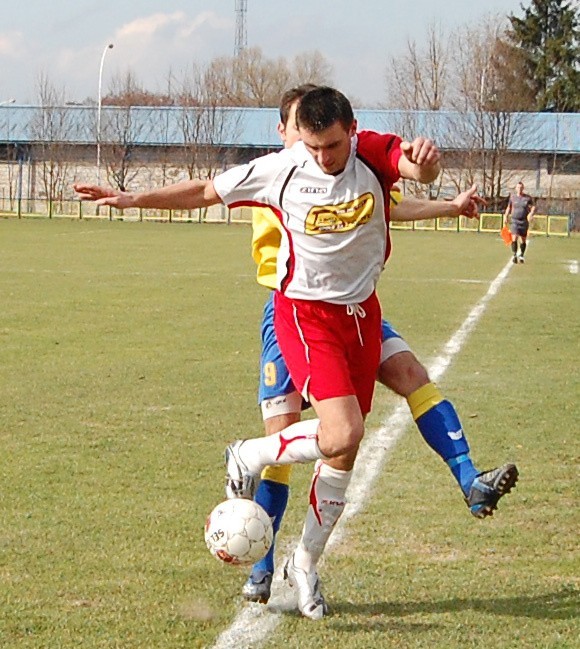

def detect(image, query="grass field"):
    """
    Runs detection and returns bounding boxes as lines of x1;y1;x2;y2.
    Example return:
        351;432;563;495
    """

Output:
1;219;578;649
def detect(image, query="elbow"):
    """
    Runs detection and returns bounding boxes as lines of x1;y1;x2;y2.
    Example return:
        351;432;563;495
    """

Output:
420;163;441;184
409;163;440;185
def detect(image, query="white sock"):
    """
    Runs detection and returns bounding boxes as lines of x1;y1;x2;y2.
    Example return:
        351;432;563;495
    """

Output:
293;460;352;572
239;419;324;475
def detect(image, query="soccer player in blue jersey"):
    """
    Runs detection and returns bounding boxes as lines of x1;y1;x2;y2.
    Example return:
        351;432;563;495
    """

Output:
241;86;518;605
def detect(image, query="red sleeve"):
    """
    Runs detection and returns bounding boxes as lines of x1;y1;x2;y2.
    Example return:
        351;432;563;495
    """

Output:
356;131;402;266
356;130;403;186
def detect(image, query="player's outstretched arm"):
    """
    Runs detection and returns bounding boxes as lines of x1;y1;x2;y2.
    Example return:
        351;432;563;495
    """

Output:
391;185;485;222
73;179;223;210
398;137;441;184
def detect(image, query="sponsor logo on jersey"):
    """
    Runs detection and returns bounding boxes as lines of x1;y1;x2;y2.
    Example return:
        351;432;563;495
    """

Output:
447;429;464;441
300;186;328;194
305;192;375;234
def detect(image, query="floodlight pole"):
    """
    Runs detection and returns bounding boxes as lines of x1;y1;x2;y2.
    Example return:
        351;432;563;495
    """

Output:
96;43;114;185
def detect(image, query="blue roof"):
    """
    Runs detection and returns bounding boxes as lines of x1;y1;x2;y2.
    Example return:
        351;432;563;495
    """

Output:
0;105;577;154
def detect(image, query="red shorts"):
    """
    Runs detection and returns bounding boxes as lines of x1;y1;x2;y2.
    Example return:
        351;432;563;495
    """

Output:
273;291;382;416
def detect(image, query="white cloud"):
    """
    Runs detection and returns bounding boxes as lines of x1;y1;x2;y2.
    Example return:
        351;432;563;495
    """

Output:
38;10;234;102
108;10;231;70
105;10;232;82
117;11;186;39
115;10;230;43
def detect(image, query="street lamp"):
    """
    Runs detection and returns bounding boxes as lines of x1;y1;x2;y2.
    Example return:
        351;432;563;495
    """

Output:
96;43;114;185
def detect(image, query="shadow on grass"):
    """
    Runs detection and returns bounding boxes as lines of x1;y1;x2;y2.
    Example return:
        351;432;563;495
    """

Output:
329;587;578;621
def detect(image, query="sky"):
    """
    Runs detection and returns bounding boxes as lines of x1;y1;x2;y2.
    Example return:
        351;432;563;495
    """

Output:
1;0;530;107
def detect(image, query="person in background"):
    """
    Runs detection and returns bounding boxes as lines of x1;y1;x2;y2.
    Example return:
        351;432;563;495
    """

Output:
504;181;536;263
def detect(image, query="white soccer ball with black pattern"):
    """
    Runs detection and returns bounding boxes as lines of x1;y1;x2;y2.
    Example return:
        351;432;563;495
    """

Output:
204;499;273;565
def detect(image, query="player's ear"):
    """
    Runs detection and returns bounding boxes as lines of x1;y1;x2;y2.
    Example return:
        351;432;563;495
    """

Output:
277;121;285;142
349;119;358;137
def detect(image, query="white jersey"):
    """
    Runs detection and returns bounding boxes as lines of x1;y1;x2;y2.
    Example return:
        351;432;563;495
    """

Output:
213;131;402;304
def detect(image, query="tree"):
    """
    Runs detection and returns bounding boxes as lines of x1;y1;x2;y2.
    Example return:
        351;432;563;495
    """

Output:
100;71;150;191
102;69;173;107
486;37;537;111
0;111;25;209
168;64;243;221
30;73;76;211
290;51;334;90
382;23;451;196
508;0;580;112
447;18;535;201
175;65;241;179
201;47;333;107
384;22;450;110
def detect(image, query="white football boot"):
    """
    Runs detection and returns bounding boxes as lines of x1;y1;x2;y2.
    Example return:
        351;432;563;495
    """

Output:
283;553;328;620
224;440;258;499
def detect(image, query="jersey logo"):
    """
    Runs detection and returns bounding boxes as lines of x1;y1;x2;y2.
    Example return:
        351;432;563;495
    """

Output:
305;192;375;235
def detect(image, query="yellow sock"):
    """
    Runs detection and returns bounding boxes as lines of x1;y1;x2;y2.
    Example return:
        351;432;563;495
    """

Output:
261;464;292;485
407;382;444;421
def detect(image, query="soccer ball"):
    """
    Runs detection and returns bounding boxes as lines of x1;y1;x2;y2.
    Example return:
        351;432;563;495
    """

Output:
204;499;273;565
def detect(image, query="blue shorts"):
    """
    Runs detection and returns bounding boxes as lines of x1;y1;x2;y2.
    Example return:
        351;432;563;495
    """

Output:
258;292;410;405
259;292;296;404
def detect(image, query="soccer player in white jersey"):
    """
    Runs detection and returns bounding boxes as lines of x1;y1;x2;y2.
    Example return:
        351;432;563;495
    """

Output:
242;87;519;607
74;86;518;620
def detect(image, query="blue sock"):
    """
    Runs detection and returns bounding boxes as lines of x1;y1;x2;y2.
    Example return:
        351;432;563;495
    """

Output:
447;452;480;496
413;395;479;496
251;479;289;575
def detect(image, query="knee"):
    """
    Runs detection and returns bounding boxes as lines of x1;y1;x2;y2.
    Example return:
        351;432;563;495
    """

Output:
379;352;429;398
319;419;364;458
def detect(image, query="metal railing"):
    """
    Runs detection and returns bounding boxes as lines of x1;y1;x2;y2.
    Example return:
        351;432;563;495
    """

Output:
390;212;570;236
0;199;571;236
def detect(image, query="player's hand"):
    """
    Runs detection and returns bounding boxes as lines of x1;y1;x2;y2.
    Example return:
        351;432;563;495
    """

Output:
450;184;486;219
73;183;135;208
400;137;440;167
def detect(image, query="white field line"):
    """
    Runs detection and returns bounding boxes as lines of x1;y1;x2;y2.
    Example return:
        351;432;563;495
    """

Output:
388;277;487;284
210;257;514;649
53;229;108;236
568;260;578;275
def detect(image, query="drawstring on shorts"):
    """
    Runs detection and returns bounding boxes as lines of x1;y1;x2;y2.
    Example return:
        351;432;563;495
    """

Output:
346;303;367;346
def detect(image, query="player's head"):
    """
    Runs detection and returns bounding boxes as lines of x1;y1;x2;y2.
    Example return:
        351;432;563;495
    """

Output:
277;84;318;149
516;181;524;194
296;86;357;175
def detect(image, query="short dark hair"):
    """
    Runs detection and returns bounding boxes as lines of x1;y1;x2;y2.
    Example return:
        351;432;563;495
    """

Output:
279;84;318;126
296;86;354;133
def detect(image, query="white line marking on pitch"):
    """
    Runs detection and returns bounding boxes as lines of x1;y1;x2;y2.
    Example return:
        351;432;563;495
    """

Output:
210;257;514;649
53;229;107;236
388;277;487;285
568;260;578;275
